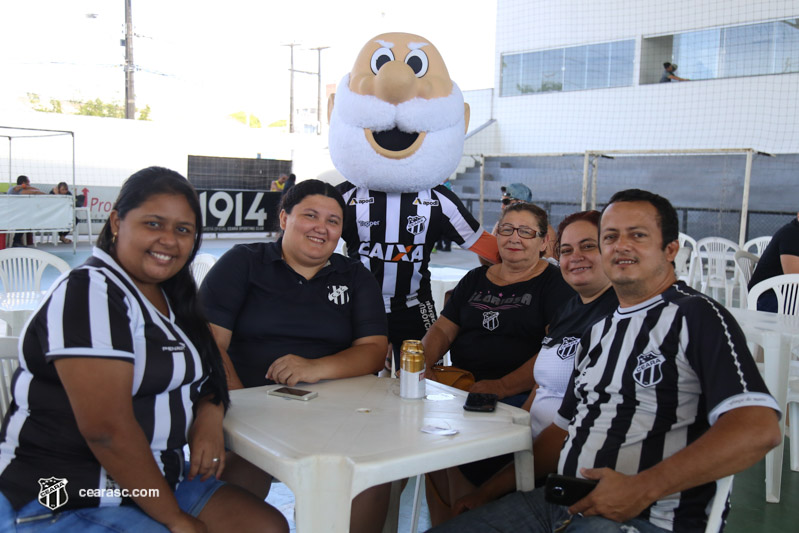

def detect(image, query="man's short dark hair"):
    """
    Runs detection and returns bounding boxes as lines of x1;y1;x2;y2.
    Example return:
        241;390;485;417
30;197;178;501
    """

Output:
663;62;672;69
602;189;679;249
16;175;29;185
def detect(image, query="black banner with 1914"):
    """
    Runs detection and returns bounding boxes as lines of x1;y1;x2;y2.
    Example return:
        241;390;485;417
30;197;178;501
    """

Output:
197;190;281;232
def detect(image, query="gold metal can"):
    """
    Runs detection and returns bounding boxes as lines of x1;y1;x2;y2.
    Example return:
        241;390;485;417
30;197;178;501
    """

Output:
400;339;425;399
400;340;425;373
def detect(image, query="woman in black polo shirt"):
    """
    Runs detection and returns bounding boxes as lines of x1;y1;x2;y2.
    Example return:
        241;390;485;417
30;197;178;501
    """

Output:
200;179;389;533
0;168;287;532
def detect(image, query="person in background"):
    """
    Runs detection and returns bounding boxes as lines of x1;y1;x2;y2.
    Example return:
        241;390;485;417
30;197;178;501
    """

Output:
748;211;799;311
7;175;44;247
429;189;780;533
422;202;575;525
200;179;390;533
0;167;288;533
280;173;297;198
660;62;689;82
49;181;73;244
8;175;43;195
448;210;619;519
270;173;289;192
490;183;557;262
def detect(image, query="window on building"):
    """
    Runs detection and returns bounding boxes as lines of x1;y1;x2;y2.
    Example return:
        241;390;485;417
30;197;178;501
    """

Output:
500;39;635;97
646;18;799;83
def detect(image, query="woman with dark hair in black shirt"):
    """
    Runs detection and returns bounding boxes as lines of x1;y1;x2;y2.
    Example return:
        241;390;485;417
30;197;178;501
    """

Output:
0;167;287;533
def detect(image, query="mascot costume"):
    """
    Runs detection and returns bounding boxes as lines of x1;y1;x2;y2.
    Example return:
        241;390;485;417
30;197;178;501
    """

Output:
328;32;500;368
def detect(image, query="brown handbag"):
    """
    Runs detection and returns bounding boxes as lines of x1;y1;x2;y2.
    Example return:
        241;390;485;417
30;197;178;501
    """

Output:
429;365;475;391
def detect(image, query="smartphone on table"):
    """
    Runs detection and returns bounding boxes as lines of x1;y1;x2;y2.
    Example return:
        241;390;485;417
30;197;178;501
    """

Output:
544;474;598;506
267;386;318;401
463;392;498;412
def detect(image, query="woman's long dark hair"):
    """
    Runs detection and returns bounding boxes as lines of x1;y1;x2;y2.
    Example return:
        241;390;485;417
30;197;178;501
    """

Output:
97;167;229;409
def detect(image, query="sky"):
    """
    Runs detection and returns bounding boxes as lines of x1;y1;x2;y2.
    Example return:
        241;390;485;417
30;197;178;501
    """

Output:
0;0;497;124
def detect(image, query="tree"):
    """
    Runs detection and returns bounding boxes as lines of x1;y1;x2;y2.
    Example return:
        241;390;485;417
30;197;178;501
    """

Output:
77;98;125;118
27;93;62;113
230;111;262;128
138;105;152;121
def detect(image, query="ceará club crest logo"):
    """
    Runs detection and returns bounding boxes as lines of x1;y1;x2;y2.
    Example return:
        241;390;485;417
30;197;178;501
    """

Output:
38;477;69;511
633;351;666;388
327;285;350;305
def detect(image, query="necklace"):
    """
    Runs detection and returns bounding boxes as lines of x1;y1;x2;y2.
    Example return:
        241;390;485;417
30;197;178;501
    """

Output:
488;259;547;285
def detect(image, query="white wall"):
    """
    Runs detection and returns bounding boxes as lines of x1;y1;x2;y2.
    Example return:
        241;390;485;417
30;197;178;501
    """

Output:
0;109;320;187
491;0;799;155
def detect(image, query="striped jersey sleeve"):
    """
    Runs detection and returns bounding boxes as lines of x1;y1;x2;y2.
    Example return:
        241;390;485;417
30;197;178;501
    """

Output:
41;267;136;362
431;185;482;248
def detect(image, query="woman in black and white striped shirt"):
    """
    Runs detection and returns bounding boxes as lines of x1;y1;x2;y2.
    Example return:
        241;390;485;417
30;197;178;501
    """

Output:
0;168;287;533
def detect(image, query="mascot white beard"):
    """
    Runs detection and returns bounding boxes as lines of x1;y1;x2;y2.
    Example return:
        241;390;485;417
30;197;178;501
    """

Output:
328;74;466;194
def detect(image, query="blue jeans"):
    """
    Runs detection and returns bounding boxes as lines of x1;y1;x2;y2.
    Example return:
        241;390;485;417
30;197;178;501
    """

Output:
0;469;224;532
426;488;670;533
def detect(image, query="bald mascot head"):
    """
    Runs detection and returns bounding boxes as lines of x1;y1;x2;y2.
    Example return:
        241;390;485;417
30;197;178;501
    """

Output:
328;32;470;193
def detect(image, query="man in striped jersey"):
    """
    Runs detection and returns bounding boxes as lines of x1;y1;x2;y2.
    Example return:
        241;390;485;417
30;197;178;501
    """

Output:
431;189;780;532
329;33;500;369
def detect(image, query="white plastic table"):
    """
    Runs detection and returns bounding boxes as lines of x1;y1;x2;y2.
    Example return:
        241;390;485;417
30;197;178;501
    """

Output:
223;375;534;532
0;291;45;336
728;307;799;503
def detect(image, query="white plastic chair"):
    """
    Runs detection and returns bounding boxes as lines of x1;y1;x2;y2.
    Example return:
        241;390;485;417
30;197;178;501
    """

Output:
748;274;799;315
190;253;217;287
743;236;771;257
748;275;799;474
0;337;20;418
789;378;799;472
0;248;71;293
705;475;733;533
677;233;700;288
733;250;759;309
696;237;740;306
74;206;94;244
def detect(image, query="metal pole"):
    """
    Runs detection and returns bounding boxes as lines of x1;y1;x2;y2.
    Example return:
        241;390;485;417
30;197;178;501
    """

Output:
591;157;598;210
282;44;298;133
739;149;754;247
310;47;329;135
479;155;486;226
581;152;590;211
316;49;322;134
71;132;77;253
124;0;135;119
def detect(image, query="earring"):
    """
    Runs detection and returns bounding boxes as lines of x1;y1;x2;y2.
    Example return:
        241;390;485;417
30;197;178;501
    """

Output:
112;233;117;244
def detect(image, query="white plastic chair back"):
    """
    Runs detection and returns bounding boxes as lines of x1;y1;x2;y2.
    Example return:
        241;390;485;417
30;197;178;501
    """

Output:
733;250;759;309
0;337;20;418
747;274;799;315
678;233;699;288
743;236;771;256
696;237;740;306
705;475;733;533
748;275;799;479
190;253;217;287
679;232;697;252
0;248;70;293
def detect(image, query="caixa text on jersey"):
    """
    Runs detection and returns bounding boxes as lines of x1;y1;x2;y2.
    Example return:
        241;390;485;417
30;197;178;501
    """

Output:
358;242;425;262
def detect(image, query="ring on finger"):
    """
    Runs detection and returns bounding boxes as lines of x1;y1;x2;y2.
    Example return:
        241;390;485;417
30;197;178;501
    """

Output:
211;457;220;463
